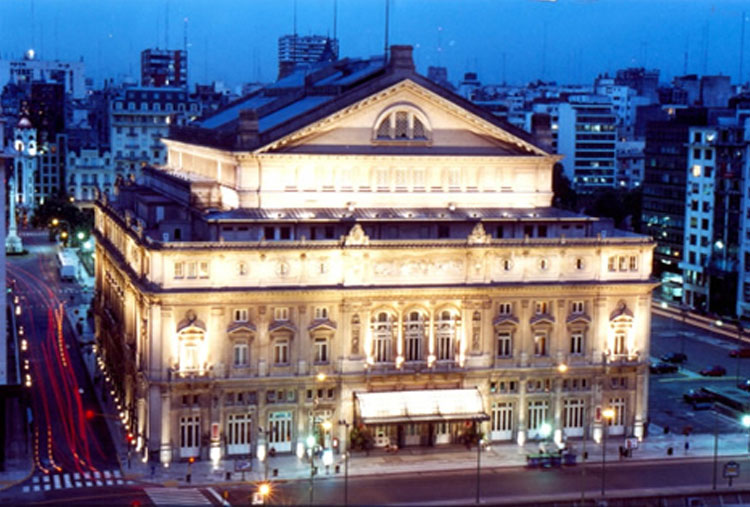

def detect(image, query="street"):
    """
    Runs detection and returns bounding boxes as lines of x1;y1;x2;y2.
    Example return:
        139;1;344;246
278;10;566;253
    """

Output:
8;233;121;492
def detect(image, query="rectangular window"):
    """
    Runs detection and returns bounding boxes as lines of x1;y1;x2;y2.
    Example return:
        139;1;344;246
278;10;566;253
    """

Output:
608;257;616;272
535;301;548;315
608;398;626;427
264;226;275;240
314;338;328;363
571;301;584;314
534;333;547;356
174;261;184;279
233;309;248;322
274;307;290;321
629;256;638;271
437;225;450;238
180;342;199;371
274;340;289;365
498;303;512;315
618;256;628;271
226;413;252;455
179;416;200;458
233;343;249;367
199;261;209;278
613;332;626;356
570;332;583;355
563;399;585;429
527;400;549;432
314;307;328;320
497;332;512;357
187;262;197;278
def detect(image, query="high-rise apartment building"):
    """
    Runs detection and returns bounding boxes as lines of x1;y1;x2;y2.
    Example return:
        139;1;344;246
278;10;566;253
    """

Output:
0;51;87;99
109;86;199;176
141;49;188;88
557;96;617;191
277;35;338;78
93;46;655;467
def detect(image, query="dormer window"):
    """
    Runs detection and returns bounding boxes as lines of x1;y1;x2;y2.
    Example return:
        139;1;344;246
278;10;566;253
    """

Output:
373;105;430;143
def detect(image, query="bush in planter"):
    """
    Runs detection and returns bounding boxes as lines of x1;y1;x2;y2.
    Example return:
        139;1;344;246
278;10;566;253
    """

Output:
349;425;374;452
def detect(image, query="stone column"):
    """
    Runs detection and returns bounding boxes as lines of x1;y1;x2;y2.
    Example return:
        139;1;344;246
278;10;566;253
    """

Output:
517;378;527;447
159;388;171;465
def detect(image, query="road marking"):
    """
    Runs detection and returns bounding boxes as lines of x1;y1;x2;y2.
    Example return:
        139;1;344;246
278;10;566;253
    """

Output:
105;478;112;486
207;487;231;506
32;485;40;492
74;472;81;480
53;475;61;488
103;470;112;479
63;474;72;488
74;480;82;488
116;479;123;485
113;470;122;478
83;472;91;480
96;479;103;486
85;480;93;487
43;484;50;491
42;475;50;483
32;476;39;484
145;488;213;505
94;471;101;479
22;486;29;493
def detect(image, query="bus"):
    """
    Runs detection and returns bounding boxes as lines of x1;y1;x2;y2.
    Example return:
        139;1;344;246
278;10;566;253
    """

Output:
700;386;750;414
57;249;79;282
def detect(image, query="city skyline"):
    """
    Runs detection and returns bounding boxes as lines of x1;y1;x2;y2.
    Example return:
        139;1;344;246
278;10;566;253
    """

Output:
0;0;748;89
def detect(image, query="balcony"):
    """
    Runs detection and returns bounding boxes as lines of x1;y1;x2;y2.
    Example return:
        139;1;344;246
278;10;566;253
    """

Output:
167;365;213;382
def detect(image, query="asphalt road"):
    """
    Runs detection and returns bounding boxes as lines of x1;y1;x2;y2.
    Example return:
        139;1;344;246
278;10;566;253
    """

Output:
8;234;119;486
649;313;750;435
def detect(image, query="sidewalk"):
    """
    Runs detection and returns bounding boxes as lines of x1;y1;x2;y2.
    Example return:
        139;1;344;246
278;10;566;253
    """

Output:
84;427;750;488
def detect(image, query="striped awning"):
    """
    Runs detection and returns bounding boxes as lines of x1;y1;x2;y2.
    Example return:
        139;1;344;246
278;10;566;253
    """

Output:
355;388;488;424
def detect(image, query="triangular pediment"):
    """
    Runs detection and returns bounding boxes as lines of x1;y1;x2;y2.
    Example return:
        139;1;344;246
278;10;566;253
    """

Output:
257;79;550;157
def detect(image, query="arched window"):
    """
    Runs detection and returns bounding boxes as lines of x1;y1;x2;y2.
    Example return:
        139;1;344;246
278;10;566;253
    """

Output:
404;311;425;361
372;312;393;363
373;106;430;142
436;310;457;361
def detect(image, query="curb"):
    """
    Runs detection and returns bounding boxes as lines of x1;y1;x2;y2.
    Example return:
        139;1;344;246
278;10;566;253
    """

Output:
0;458;35;492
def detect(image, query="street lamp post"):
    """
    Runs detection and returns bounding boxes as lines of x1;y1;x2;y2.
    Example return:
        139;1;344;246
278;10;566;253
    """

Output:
713;408;719;490
475;431;482;505
307;434;317;506
601;408;615;497
742;415;750;454
338;419;351;506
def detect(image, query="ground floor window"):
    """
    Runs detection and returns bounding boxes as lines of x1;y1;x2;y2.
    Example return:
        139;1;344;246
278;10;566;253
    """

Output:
491;402;513;441
526;400;549;438
226;413;252;455
563;399;585;437
268;411;293;452
607;397;626;435
180;415;200;458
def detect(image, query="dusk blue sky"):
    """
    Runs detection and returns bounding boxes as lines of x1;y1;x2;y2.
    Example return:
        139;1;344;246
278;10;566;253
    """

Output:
1;0;749;88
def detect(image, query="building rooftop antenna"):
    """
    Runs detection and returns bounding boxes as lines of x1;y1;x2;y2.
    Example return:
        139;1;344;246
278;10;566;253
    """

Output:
333;0;337;41
165;0;170;49
384;0;389;61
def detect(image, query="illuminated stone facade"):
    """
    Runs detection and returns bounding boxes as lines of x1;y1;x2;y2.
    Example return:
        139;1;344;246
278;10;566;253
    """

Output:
93;47;656;465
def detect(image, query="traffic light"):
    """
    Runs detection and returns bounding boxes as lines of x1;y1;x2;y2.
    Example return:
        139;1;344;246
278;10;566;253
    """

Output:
85;409;95;420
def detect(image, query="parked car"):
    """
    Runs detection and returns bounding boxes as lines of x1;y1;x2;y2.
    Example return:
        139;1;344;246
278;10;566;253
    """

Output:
729;348;750;358
683;389;714;410
699;365;727;377
661;352;688;364
650;361;679;374
738;379;750;391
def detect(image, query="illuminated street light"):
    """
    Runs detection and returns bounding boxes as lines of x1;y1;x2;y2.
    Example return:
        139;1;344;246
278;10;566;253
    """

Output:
557;363;568;373
601;408;616;497
316;372;327;382
77;232;85;241
742;415;750;453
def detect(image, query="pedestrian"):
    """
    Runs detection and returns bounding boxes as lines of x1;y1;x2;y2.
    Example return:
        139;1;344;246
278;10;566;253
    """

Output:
684;441;690;454
150;464;156;477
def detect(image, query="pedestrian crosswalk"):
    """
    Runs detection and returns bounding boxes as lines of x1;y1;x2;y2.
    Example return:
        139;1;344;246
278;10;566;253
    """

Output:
21;469;133;493
145;487;213;505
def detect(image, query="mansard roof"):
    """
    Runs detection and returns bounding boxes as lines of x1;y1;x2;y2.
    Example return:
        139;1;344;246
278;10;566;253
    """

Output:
170;46;548;156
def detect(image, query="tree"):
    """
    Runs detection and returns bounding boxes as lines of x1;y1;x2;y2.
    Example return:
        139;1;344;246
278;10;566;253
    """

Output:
552;163;577;211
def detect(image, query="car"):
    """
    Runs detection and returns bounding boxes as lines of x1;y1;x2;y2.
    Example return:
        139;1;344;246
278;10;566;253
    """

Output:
650;362;679;374
661;352;688;363
682;389;714;406
729;348;750;358
699;365;727;377
738;379;750;391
